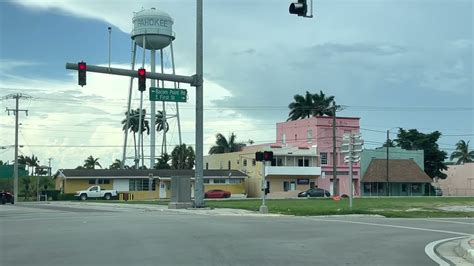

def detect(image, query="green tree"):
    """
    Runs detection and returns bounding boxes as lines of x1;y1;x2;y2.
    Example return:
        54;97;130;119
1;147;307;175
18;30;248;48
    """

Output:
155;110;169;133
109;159;122;169
450;140;474;165
154;153;171;169
311;90;336;116
287;90;336;121
26;155;40;175
21;176;32;200
395;129;448;179
83;155;102;169
209;133;246;154
171;144;195;169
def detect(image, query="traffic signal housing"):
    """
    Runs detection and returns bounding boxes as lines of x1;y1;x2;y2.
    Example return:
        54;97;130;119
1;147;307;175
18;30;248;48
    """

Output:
289;0;308;17
138;68;146;91
255;151;274;162
263;151;273;162
78;62;86;86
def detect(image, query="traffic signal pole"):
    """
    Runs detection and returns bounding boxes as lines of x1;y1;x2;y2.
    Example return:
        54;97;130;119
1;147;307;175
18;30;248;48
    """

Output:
259;161;268;213
194;0;205;208
65;63;197;85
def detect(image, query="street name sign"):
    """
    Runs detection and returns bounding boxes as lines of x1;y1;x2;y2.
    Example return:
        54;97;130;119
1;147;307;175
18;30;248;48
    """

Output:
149;87;187;102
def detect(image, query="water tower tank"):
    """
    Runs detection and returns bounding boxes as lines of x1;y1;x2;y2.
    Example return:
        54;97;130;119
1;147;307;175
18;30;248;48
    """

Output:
131;8;175;50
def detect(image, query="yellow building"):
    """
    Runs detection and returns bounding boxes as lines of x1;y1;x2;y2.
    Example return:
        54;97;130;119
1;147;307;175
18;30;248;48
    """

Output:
204;145;322;198
55;169;247;200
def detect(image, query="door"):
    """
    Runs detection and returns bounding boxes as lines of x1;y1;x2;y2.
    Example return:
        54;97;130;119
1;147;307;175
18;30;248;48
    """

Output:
159;182;167;198
88;186;100;198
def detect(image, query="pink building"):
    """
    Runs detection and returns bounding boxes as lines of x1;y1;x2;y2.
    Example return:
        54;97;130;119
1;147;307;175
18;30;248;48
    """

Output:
275;116;361;196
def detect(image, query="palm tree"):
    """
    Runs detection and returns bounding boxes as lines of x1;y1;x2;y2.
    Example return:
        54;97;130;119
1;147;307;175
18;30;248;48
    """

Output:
209;133;246;154
311;90;335;116
17;155;28;172
287;91;314;121
155;153;171;169
109;159;122;169
83;155;102;169
156;110;169;133
171;144;195;169
450;140;474;165
122;108;150;167
26;155;39;176
287;90;337;120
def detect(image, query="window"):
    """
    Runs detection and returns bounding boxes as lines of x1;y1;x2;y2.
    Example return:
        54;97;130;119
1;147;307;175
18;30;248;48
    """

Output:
282;134;286;144
290;181;296;190
307;129;313;143
206;163;208;170
364;183;371;193
203;179;210;184
229;179;242;184
320;153;328;165
237;160;239;165
252;159;256;166
228;160;231;170
298;159;309;167
283;181;289;192
213;179;226;184
129;179;156;191
402;184;407;192
88;179;95;185
98;179;110;184
89;186;98;191
243;159;247;167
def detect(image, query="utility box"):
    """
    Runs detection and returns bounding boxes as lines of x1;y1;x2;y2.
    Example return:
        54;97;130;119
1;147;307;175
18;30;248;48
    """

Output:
168;176;193;209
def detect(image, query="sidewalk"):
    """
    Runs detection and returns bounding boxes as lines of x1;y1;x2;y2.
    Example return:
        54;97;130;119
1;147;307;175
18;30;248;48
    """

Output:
435;235;474;265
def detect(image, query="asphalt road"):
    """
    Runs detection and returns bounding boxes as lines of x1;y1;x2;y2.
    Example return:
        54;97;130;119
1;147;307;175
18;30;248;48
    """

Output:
1;202;472;266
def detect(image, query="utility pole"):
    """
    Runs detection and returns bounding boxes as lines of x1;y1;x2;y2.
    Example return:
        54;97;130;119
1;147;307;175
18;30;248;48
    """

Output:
332;101;338;196
4;93;31;202
342;133;363;209
386;130;390;196
194;0;205;208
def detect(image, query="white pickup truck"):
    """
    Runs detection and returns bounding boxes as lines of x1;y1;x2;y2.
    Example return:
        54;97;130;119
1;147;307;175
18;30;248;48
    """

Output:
75;186;118;200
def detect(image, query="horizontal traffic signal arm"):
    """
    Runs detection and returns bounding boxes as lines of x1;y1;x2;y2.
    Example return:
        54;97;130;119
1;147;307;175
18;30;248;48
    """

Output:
66;63;199;86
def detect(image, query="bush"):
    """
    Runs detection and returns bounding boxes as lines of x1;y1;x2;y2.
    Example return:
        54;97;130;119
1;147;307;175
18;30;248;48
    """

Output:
57;193;77;201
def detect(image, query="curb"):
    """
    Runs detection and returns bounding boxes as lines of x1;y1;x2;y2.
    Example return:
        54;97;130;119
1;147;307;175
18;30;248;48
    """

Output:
454;235;474;263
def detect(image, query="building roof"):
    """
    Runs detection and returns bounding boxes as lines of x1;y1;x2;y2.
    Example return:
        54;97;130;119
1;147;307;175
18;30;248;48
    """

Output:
362;159;432;183
56;169;247;178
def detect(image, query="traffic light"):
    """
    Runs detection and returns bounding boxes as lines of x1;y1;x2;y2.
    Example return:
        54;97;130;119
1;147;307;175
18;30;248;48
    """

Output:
256;151;273;162
263;151;273;162
78;62;86;86
138;68;146;91
289;0;308;16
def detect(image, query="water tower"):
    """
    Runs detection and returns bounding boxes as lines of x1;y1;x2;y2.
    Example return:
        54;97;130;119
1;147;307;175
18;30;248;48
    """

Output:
122;7;183;170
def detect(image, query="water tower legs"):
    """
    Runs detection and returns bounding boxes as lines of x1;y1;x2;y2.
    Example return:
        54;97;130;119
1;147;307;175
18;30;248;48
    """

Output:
122;40;137;169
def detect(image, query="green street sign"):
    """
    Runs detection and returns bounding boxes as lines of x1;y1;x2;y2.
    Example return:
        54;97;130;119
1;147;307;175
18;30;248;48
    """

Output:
149;87;187;102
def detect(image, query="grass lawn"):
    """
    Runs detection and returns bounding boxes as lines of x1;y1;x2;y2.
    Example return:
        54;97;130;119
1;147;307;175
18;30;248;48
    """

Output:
93;197;474;218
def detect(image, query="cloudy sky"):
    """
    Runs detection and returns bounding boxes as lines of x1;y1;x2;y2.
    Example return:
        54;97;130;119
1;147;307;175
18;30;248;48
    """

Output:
0;0;472;170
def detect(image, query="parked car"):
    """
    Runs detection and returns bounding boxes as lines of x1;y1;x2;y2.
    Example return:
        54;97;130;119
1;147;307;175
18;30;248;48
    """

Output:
75;186;118;200
205;189;231;199
1;191;14;204
298;188;330;198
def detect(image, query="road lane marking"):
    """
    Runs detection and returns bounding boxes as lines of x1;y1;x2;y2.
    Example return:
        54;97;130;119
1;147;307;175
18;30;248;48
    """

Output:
424;236;466;266
418;219;474;226
307;217;471;236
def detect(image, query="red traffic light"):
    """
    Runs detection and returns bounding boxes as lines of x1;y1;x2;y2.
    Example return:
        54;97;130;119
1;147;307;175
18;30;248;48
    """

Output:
138;68;146;77
263;151;273;161
78;62;86;70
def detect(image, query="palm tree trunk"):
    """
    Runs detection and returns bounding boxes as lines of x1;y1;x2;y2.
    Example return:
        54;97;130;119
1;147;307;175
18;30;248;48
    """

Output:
133;133;138;168
141;132;145;168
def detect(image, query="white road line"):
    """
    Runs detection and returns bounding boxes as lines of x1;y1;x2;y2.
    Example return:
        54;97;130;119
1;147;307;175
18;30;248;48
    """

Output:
418;219;474;226
424;236;466;266
307;217;471;236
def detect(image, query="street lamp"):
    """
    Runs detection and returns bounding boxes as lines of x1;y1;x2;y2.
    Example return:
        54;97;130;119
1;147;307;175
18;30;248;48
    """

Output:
386;127;400;196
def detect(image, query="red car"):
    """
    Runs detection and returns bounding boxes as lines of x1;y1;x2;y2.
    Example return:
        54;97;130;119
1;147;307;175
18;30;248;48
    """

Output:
204;189;231;199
